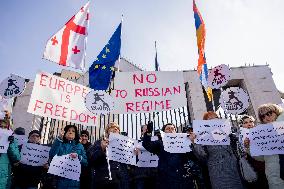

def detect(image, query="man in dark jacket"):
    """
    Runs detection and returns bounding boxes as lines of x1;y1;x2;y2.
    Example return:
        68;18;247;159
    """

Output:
142;122;203;189
80;130;92;189
13;130;48;189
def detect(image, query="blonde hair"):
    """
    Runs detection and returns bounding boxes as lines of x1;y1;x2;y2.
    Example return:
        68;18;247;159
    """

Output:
105;122;120;135
257;103;283;123
203;111;218;120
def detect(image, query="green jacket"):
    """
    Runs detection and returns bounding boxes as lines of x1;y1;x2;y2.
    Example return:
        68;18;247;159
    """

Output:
0;139;21;189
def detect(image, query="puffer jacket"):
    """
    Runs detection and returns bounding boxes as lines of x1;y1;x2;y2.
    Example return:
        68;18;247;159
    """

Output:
0;139;20;189
49;138;88;189
142;133;198;189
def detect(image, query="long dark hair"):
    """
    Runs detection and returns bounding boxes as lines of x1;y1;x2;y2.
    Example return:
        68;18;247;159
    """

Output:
63;125;80;144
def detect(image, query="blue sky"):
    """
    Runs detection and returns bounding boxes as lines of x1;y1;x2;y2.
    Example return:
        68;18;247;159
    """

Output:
1;0;284;92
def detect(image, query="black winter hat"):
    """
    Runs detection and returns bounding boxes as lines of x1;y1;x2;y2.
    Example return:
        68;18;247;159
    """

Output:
14;127;25;135
28;130;41;138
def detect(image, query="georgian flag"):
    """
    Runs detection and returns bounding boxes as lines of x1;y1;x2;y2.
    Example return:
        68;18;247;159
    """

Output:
43;1;90;70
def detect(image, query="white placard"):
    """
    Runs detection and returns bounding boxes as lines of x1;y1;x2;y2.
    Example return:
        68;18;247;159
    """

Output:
0;128;13;153
239;127;249;147
193;119;231;145
111;71;187;114
20;143;50;166
48;154;81;181
107;133;136;165
160;131;192;153
249;121;284;156
27;71;97;126
0;74;26;99
220;87;250;115
13;134;28;146
85;90;114;114
136;142;159;167
208;64;231;89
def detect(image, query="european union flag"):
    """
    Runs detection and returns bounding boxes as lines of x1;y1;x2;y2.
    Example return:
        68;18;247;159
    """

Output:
89;23;122;90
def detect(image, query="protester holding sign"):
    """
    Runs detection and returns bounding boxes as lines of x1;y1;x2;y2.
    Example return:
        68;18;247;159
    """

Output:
245;104;284;189
0;111;20;189
191;111;244;189
142;122;203;189
238;115;268;189
49;125;87;189
13;130;48;189
87;122;129;189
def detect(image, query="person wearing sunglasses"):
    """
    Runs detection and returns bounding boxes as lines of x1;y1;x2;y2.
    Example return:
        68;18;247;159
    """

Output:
245;103;284;189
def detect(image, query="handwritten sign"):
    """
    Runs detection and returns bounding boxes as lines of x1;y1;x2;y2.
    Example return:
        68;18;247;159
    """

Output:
107;133;136;165
85;90;114;114
48;154;81;181
220;87;249;114
136;142;159;167
208;64;231;89
0;74;26;99
13;134;28;146
27;71;97;126
249;121;284;156
111;71;187;114
20;143;50;166
160;131;192;153
239;127;249;148
0;128;12;153
193;119;231;145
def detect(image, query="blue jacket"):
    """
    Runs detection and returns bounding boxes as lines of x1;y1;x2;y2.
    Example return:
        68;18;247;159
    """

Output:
49;138;87;189
0;139;20;189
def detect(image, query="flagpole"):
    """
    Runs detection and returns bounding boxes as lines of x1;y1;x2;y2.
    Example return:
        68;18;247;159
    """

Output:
117;14;123;72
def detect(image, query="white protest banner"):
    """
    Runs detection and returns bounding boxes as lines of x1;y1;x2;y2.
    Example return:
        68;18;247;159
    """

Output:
0;74;26;99
136;142;159;167
27;71;97;126
208;64;231;89
160;131;192;153
107;133;136;165
0;128;12;153
249;121;284;156
48;154;81;181
85;90;114;114
193;119;231;145
20;143;50;166
13;134;28;146
111;71;187;114
219;87;249;115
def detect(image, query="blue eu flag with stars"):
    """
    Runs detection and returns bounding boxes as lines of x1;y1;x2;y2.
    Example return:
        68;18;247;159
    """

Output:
89;23;121;90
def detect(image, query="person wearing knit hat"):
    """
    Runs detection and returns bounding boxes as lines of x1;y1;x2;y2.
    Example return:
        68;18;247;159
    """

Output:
28;130;41;144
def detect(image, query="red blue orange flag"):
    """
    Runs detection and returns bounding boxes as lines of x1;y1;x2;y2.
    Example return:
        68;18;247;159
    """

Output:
193;0;212;101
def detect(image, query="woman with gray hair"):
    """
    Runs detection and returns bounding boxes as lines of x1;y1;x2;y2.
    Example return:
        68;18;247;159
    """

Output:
245;103;284;189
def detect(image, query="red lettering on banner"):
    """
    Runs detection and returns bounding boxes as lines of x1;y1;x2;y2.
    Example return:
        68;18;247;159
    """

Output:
55;105;63;117
44;103;53;114
126;103;134;111
135;89;142;97
58;80;65;92
82;88;87;98
34;100;43;111
65;95;71;103
125;99;172;112
66;84;73;94
133;73;157;85
166;100;171;109
86;115;96;125
173;86;181;94
39;74;48;87
70;110;78;121
164;87;172;96
49;77;58;89
62;107;67;118
74;86;81;96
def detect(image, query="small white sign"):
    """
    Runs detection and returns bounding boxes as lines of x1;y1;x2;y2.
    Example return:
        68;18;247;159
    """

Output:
208;64;231;89
160;131;192;153
107;133;136;165
0;128;13;153
249;121;284;156
193;119;231;145
85;90;114;114
0;74;26;99
48;154;81;181
136;142;159;167
20;143;50;166
239;127;250;148
220;87;250;115
13;134;28;146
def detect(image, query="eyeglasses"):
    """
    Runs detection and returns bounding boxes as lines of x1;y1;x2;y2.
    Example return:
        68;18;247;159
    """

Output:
260;111;274;119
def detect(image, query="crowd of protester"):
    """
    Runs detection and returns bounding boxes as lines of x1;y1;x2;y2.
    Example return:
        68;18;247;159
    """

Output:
1;103;284;189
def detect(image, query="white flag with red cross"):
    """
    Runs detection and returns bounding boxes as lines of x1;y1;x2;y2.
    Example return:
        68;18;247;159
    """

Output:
43;1;90;70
